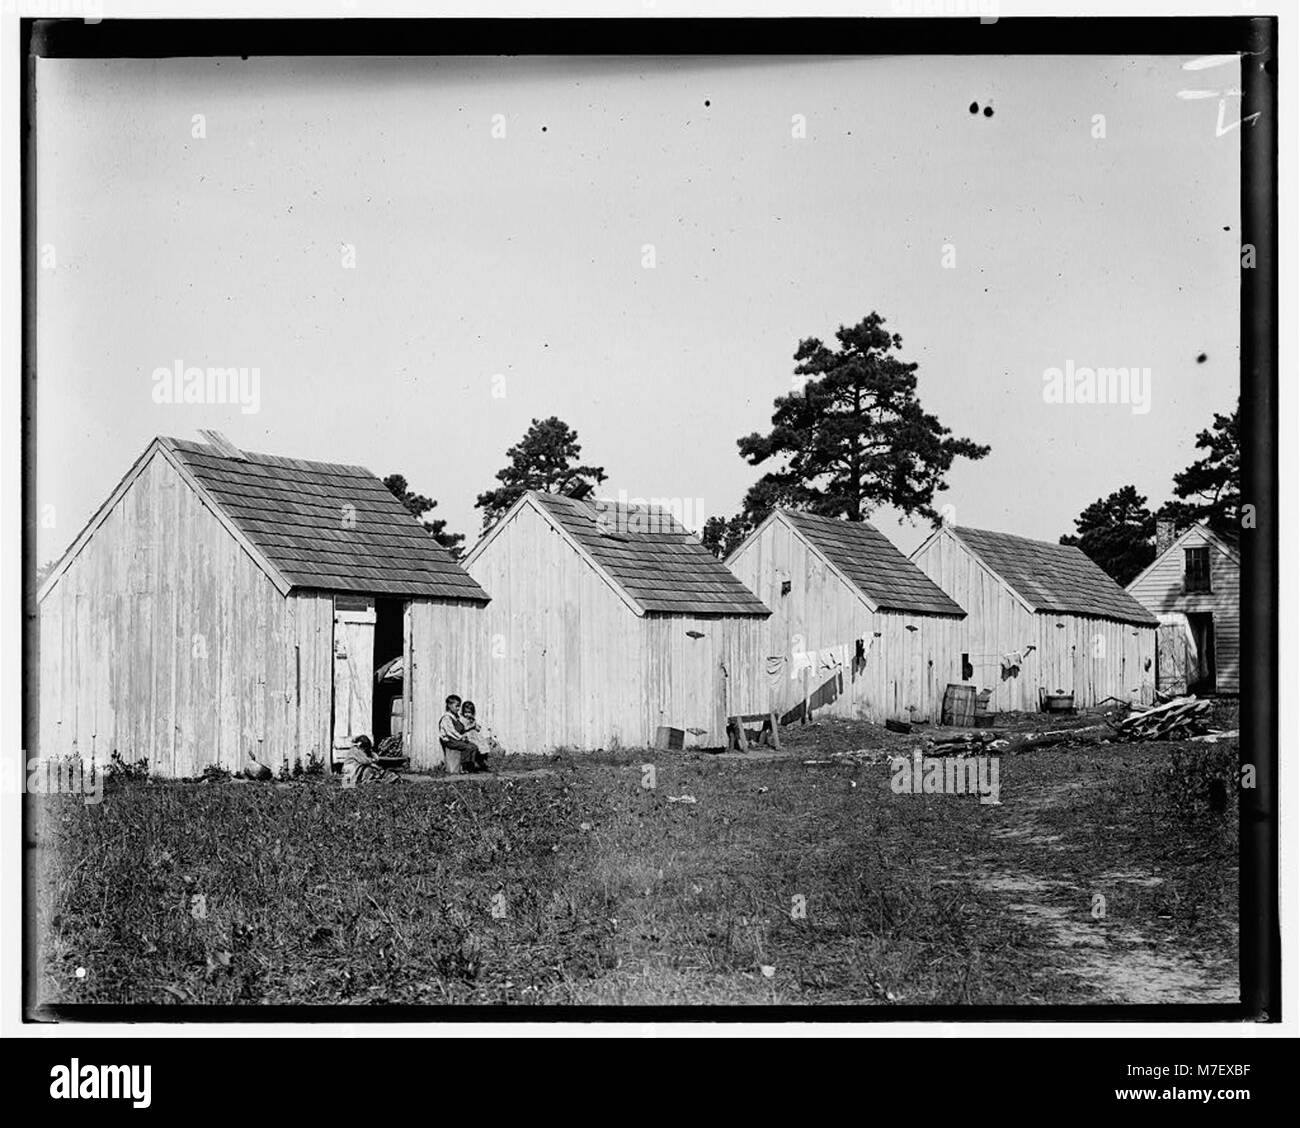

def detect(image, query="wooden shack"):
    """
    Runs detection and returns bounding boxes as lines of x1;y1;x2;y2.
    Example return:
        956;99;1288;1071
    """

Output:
36;433;490;776
462;490;771;753
1126;520;1239;694
909;525;1158;711
725;509;967;724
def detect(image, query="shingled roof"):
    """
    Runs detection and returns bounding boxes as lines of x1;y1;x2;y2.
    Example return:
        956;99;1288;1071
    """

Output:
949;526;1156;626
161;437;489;601
527;491;770;617
780;510;966;617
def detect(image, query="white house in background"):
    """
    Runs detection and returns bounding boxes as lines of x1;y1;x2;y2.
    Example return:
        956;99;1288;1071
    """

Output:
1126;519;1240;695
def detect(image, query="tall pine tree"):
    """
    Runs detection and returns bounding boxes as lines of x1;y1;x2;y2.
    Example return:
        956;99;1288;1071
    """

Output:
1158;401;1240;536
736;313;989;527
475;416;607;531
1059;485;1156;585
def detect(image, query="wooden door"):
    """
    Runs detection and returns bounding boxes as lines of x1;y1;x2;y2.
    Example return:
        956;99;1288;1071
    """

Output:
1156;622;1191;696
1188;613;1217;694
332;595;376;751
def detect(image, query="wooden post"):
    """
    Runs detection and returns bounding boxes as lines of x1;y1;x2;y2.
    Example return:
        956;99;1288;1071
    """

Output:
765;710;781;750
729;716;749;752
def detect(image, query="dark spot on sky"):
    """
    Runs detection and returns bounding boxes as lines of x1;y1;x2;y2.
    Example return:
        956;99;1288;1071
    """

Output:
969;102;979;114
1223;225;1230;231
1196;353;1208;363
704;99;711;107
541;125;548;132
983;105;994;117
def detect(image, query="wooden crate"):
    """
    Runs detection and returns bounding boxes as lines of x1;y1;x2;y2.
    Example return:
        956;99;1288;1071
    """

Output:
941;683;976;727
654;726;685;751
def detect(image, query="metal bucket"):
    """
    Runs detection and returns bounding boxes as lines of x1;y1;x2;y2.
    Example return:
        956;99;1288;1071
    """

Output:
1041;692;1075;713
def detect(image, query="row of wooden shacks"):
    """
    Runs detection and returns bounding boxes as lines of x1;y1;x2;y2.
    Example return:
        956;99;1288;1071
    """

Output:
36;435;1164;777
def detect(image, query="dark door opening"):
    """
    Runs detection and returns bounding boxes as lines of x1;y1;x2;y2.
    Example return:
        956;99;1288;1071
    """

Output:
1187;612;1217;695
372;598;406;741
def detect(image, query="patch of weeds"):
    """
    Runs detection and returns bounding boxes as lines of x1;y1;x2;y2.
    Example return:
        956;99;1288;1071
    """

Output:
1154;742;1238;823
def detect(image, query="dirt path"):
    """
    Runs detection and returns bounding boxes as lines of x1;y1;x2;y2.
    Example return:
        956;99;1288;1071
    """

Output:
976;776;1238;1004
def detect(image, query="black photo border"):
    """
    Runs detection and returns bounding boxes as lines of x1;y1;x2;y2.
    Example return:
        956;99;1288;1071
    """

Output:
19;13;1279;1026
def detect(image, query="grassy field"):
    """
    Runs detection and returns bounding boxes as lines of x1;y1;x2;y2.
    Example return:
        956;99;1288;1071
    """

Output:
32;715;1239;1009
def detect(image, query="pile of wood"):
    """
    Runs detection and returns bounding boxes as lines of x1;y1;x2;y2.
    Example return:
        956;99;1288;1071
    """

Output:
1114;696;1213;741
925;731;1000;755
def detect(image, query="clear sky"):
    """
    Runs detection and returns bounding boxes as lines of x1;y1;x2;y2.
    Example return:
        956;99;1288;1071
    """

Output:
35;53;1240;564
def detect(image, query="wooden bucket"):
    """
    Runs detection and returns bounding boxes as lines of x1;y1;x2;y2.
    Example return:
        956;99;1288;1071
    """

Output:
942;683;977;727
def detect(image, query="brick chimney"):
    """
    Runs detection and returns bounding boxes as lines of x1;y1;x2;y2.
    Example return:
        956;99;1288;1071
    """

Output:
1156;517;1177;557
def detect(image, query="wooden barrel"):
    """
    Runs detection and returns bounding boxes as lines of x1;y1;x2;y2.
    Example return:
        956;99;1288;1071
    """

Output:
942;684;977;727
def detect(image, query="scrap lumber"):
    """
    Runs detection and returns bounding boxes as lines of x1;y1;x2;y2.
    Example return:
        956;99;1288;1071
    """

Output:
1007;724;1110;753
1113;696;1212;742
930;731;997;749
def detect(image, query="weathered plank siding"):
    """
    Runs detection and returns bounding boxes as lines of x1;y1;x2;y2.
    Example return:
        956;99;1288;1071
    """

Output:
909;526;1039;712
466;500;769;754
404;599;490;770
37;449;326;775
1033;614;1155;708
1126;526;1239;693
642;613;769;745
911;529;1156;710
39;436;493;778
727;513;963;722
467;503;639;754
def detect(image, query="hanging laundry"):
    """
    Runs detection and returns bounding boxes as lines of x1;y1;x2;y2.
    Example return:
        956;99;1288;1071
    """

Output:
852;636;872;674
1000;647;1031;679
790;648;816;680
819;642;850;671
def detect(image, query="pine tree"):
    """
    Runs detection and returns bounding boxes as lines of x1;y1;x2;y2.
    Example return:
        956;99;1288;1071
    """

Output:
1158;402;1240;535
474;416;607;531
1059;485;1156;585
383;473;465;558
736;313;989;527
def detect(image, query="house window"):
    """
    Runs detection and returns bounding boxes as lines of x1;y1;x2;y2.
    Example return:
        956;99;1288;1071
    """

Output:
1184;546;1212;593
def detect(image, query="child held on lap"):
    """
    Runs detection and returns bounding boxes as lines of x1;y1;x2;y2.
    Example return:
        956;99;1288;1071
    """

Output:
438;694;478;774
459;700;494;773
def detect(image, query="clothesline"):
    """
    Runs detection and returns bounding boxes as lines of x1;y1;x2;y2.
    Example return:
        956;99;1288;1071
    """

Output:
768;635;877;682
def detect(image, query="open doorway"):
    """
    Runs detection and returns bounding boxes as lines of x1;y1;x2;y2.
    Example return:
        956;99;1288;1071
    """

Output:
1187;612;1217;695
372;598;405;742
